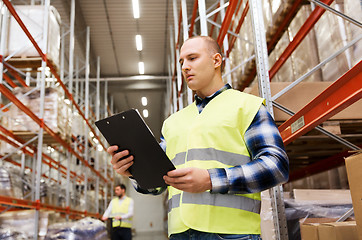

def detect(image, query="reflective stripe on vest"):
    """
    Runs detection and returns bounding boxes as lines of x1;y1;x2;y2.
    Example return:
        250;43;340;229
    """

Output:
171;148;251;166
111;197;132;228
162;89;265;235
168;192;261;214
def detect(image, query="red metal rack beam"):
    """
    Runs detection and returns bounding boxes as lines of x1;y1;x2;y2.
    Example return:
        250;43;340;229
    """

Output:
0;195;99;218
5;64;29;87
227;1;249;57
0;84;107;182
2;73;18;88
189;0;198;37
279;60;362;145
269;0;333;80
217;0;239;46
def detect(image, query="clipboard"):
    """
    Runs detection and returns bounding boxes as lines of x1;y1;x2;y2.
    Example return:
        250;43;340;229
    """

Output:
95;109;175;189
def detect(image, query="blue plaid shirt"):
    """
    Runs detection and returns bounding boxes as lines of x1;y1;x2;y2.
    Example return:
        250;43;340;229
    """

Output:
133;84;289;194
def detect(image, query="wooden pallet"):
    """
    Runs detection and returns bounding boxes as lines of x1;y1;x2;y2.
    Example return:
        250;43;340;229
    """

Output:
5;56;58;73
12;131;68;146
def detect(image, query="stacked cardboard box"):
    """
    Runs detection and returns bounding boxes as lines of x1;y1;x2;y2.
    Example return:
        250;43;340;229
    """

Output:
345;153;362;239
300;218;359;240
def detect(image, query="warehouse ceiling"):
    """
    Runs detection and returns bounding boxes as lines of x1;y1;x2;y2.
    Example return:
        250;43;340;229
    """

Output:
51;0;181;140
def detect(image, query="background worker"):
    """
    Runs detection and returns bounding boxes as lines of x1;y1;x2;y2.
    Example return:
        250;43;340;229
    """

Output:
107;36;289;240
102;184;134;240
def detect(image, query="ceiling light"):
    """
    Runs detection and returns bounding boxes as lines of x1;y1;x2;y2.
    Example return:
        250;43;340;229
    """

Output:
143;109;149;118
132;0;140;19
138;62;144;74
141;97;147;106
136;35;142;51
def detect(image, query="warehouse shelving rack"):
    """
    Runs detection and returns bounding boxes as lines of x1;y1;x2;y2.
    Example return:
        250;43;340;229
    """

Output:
0;0;113;238
169;0;361;239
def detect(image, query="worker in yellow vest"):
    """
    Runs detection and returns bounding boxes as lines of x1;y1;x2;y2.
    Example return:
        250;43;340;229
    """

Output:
102;184;134;240
107;36;289;239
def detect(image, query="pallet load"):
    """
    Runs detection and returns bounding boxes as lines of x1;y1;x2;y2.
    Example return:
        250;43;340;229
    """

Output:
5;5;61;71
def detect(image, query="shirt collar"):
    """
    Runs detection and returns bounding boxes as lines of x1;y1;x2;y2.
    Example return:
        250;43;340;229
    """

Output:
195;83;232;105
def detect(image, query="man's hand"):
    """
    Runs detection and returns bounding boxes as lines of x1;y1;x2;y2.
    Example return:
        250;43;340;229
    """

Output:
107;146;134;177
114;216;122;220
163;167;212;193
101;216;108;221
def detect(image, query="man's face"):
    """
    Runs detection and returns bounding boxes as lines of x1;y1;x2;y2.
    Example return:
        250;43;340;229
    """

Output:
179;38;217;95
115;186;124;198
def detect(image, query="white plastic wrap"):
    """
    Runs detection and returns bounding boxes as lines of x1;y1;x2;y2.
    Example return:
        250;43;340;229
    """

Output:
1;87;71;153
0;210;50;239
45;217;107;240
0;164;23;199
6;5;61;69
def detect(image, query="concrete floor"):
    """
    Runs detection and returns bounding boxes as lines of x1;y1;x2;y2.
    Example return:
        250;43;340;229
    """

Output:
133;231;169;240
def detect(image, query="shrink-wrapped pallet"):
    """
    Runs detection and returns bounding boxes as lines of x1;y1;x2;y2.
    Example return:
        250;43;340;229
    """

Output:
229;0;361;87
5;5;61;69
0;164;23;199
313;2;361;82
0;210;50;239
1;87;71;149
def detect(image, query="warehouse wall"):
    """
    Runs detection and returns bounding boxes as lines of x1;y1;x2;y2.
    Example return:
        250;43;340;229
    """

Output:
127;181;167;234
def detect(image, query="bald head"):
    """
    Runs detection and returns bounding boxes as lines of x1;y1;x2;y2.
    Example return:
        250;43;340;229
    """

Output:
184;36;224;71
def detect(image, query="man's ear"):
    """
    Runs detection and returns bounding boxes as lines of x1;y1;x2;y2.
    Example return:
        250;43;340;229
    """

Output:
213;53;223;69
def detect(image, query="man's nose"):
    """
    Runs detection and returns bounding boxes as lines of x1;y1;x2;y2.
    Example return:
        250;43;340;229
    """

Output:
182;62;190;72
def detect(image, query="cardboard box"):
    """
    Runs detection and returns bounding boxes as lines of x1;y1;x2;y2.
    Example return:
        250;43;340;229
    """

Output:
300;219;358;240
318;221;359;240
345;153;362;240
300;218;338;240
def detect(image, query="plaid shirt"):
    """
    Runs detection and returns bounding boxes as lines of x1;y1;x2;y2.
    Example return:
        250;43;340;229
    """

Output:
133;84;289;194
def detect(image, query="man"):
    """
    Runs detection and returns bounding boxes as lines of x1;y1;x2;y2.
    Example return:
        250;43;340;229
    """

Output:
102;184;134;240
108;36;289;240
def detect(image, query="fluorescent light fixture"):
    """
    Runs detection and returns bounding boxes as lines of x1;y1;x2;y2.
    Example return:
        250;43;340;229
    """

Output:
132;0;140;18
141;97;147;106
138;62;144;74
136;35;143;51
143;109;149;118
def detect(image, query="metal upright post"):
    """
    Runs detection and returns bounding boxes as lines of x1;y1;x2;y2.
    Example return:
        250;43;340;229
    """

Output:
169;26;177;113
75;57;79;104
68;0;75;95
84;26;91;213
181;0;193;105
198;0;208;36
172;0;183;110
66;151;71;221
34;1;50;239
60;26;65;84
0;4;9;100
219;0;232;85
249;0;288;239
66;0;75;220
95;56;101;213
20;153;26;176
104;80;108;117
57;148;63;206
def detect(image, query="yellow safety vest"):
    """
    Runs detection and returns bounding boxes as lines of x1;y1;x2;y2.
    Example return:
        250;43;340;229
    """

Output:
111;196;133;228
161;89;265;236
